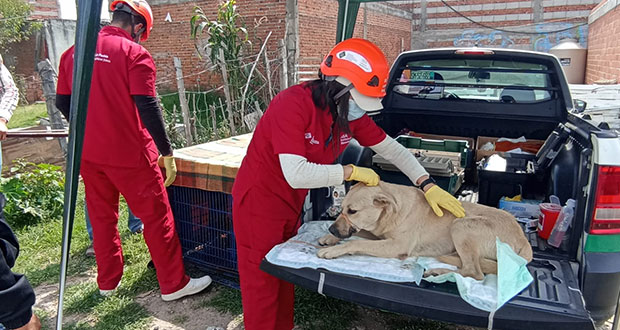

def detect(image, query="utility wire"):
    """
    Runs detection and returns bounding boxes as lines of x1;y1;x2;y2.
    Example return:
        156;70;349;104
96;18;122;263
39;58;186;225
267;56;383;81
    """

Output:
439;0;588;35
0;15;28;22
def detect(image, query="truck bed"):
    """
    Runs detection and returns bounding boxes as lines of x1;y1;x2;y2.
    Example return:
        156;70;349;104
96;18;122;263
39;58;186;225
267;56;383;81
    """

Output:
265;184;593;329
457;184;571;261
260;258;594;330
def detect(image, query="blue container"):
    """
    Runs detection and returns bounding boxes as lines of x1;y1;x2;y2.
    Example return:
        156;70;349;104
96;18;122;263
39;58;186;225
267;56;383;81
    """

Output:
167;185;238;288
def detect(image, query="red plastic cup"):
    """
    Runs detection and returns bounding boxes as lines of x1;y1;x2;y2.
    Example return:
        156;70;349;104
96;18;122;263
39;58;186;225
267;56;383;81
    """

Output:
538;203;562;239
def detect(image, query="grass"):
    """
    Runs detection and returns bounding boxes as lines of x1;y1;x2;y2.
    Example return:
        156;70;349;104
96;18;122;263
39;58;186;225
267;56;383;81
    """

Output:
12;185;156;329
8;103;48;129
203;284;358;330
200;285;243;315
11;181;470;330
204;285;463;330
294;287;358;330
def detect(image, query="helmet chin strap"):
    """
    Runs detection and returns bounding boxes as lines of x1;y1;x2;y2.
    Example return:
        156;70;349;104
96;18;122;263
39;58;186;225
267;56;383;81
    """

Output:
334;83;354;101
322;74;354;104
129;14;145;42
116;4;144;43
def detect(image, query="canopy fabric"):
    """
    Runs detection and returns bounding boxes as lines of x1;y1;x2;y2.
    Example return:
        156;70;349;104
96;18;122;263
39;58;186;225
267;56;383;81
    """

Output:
337;0;398;42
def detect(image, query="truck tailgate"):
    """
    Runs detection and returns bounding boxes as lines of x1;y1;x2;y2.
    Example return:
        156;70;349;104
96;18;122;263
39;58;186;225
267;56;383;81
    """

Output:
260;258;594;330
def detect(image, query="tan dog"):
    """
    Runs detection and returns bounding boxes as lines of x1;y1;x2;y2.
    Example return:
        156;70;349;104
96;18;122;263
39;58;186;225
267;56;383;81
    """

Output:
317;181;533;280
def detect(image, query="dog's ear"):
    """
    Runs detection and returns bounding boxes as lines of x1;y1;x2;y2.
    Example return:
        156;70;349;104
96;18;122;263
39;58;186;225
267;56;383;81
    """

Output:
373;193;392;208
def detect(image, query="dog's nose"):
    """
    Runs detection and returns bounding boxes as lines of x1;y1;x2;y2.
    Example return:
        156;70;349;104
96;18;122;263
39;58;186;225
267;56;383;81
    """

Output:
328;225;341;238
348;226;357;236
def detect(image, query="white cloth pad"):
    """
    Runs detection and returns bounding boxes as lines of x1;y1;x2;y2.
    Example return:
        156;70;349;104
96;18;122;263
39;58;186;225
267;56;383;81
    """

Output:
265;221;533;312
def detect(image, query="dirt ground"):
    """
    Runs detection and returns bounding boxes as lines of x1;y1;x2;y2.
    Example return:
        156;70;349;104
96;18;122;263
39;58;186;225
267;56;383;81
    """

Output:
33;275;244;330
33;274;483;330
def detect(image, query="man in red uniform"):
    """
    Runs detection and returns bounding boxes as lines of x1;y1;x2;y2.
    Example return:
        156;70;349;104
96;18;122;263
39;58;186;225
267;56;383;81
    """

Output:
55;0;211;301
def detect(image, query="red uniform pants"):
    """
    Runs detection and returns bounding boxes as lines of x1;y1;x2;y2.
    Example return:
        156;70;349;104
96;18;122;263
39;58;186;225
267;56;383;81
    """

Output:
80;157;189;294
233;188;300;330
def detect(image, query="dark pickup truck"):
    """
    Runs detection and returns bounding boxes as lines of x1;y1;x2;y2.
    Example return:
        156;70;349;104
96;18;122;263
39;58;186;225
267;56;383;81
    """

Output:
261;48;620;329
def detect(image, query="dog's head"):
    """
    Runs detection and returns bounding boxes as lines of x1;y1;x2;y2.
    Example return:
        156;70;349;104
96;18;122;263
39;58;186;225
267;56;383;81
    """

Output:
328;182;396;239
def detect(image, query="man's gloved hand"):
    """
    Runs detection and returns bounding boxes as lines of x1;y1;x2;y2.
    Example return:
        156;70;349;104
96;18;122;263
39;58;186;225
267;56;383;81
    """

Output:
345;164;379;186
161;155;177;187
424;185;466;218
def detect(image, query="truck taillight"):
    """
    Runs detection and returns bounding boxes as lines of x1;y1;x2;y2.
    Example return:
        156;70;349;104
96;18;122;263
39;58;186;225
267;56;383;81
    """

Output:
591;166;620;234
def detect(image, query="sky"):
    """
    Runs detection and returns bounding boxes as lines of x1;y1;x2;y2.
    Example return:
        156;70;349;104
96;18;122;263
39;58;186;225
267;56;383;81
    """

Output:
56;0;111;21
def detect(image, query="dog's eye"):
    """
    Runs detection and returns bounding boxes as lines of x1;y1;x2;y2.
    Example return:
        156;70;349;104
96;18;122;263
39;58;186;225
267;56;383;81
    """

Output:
347;209;357;215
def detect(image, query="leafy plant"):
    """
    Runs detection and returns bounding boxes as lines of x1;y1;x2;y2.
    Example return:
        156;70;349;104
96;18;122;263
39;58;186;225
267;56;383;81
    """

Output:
159;91;229;147
190;0;249;70
0;0;40;53
0;160;65;228
190;0;268;137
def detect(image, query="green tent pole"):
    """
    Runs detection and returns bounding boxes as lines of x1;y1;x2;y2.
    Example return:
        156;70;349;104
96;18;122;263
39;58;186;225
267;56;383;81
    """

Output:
56;0;102;329
336;0;361;42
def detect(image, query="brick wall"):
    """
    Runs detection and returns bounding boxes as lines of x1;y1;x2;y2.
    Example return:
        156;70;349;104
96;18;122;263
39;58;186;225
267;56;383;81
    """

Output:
297;0;411;80
6;36;44;103
1;0;61;103
354;4;412;65
28;0;59;19
144;0;601;92
408;0;597;52
585;0;620;83
145;0;286;93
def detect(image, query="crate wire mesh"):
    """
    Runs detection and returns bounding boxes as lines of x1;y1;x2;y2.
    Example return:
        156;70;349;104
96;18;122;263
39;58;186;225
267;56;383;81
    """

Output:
167;186;238;288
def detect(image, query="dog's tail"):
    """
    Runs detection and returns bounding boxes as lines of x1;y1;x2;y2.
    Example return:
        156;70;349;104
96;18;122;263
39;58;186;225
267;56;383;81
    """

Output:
437;254;498;275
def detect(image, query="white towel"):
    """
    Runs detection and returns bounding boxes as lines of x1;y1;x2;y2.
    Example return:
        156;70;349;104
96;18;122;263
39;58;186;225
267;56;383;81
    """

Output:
266;221;532;313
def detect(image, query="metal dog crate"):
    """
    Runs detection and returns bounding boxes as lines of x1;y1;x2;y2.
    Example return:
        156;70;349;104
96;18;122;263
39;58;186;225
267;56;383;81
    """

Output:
167;185;239;288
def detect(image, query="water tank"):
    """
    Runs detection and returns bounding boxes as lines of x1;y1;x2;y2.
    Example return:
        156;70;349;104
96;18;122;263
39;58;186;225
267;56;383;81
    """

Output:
549;39;587;84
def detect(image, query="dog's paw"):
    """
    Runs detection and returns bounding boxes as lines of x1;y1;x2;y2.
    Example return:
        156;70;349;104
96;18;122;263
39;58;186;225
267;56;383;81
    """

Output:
318;234;341;246
423;268;454;278
317;246;345;259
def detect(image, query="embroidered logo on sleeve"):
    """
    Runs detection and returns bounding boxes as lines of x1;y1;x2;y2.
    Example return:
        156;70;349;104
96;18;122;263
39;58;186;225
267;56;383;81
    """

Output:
95;53;111;63
305;132;319;145
340;134;352;145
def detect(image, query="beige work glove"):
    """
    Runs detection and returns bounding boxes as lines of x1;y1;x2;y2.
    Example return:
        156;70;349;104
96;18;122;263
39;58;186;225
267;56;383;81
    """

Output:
345;164;379;186
160;155;177;187
424;185;466;218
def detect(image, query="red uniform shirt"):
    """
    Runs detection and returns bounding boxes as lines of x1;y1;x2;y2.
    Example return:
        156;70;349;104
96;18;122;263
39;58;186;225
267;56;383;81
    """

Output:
57;26;159;166
232;83;386;217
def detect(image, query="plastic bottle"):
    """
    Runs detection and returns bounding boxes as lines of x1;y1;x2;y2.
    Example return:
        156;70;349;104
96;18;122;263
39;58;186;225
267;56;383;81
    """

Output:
547;199;576;248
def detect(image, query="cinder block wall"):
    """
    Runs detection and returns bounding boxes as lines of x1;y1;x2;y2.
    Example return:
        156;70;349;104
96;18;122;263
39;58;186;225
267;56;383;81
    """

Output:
585;0;620;84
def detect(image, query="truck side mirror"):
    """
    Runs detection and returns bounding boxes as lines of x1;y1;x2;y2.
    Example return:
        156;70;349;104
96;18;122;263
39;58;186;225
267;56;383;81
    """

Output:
573;99;587;113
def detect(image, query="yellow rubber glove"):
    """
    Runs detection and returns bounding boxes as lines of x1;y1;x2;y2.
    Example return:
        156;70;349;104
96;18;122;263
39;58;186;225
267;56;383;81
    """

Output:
162;156;177;187
424;185;466;218
345;164;379;186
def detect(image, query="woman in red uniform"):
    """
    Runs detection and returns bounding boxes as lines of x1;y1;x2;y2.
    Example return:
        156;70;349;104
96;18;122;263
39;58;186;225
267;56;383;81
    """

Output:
232;38;466;330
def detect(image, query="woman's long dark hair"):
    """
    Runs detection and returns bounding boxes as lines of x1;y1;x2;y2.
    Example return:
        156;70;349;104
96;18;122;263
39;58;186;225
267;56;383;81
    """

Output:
305;79;351;136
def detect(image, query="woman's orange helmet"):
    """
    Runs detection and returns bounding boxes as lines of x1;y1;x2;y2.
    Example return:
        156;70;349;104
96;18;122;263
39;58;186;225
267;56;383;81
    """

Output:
110;0;154;41
320;38;389;111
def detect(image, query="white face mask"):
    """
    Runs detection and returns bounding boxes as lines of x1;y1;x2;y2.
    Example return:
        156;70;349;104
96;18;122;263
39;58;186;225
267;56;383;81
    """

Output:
347;99;366;121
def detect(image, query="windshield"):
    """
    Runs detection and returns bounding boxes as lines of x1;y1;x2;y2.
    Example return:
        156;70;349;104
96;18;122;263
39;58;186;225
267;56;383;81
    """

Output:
393;58;554;103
